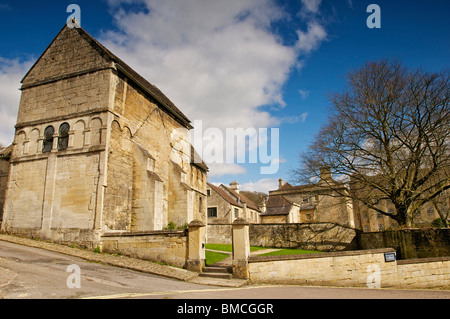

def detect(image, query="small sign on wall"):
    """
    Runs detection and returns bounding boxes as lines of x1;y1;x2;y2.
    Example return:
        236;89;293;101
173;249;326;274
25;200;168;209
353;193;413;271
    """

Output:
384;252;396;262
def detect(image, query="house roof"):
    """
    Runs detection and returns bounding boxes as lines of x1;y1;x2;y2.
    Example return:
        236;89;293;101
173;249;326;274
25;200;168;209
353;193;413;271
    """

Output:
208;183;243;208
191;145;208;172
0;145;12;160
271;179;349;196
261;195;294;216
220;184;261;211
278;182;294;191
21;25;193;130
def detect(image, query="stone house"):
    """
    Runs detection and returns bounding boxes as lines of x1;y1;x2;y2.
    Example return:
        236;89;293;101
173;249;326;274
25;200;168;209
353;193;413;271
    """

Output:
352;187;450;232
259;194;300;223
0;25;207;247
267;169;355;227
206;181;260;223
206;183;243;224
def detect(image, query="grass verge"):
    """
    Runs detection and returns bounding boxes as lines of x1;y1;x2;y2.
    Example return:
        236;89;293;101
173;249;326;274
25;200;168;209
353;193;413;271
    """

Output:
205;243;268;253
205;250;230;266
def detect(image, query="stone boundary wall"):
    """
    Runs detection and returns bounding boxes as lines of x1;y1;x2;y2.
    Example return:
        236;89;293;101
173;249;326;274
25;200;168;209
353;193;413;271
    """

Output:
396;257;450;289
248;249;450;289
207;223;232;245
207;222;359;251
249;223;359;251
101;230;188;268
359;228;450;259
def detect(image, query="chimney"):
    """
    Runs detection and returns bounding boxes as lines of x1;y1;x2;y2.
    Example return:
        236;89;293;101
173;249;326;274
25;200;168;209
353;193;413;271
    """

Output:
230;180;239;193
320;167;332;181
259;198;266;213
278;178;284;189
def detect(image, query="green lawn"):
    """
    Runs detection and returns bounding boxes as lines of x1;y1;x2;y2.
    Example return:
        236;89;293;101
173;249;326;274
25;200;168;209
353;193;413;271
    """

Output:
205;243;268;253
205;244;323;259
205;250;230;266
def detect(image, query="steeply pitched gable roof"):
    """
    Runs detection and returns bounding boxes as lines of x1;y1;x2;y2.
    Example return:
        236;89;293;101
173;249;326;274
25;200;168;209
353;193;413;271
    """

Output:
208;183;243;208
220;184;261;211
21;25;192;129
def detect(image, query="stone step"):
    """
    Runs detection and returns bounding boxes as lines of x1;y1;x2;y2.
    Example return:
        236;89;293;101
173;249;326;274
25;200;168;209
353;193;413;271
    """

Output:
199;265;233;279
202;266;232;274
199;272;233;280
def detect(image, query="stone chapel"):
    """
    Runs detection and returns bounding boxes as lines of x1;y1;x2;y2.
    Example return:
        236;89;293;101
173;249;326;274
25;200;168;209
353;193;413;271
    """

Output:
0;24;208;247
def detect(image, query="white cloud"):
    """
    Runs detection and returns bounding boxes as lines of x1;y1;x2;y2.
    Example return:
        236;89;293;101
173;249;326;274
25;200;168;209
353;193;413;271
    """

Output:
301;0;322;14
100;0;327;174
101;0;326;127
240;177;280;193
0;57;34;146
299;112;309;123
279;112;308;124
207;162;247;178
295;21;327;55
298;89;311;99
102;0;297;132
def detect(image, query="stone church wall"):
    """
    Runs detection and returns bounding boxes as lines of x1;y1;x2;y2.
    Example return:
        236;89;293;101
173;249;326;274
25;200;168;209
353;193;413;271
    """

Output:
0;158;10;222
1;25;207;250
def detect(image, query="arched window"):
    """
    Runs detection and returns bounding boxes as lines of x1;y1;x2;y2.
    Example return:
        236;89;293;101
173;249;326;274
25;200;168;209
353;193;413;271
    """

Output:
58;122;70;151
42;126;54;153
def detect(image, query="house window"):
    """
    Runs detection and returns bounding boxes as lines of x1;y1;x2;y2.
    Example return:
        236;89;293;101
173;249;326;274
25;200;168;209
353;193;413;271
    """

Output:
363;211;368;220
306;213;312;221
427;207;435;216
207;207;217;218
303;197;309;203
42;126;55;153
234;208;239;218
364;225;370;232
378;224;385;231
58;122;70;151
207;189;211;196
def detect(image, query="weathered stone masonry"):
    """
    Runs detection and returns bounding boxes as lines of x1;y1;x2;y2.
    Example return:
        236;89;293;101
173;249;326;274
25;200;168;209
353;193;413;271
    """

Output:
1;25;207;249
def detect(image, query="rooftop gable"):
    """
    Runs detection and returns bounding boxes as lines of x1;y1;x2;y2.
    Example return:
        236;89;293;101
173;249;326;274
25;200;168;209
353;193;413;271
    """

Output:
207;183;242;208
21;25;192;129
220;184;260;211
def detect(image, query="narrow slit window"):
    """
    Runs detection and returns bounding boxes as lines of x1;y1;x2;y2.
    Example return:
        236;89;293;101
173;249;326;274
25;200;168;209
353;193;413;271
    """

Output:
42;126;54;153
58;123;70;151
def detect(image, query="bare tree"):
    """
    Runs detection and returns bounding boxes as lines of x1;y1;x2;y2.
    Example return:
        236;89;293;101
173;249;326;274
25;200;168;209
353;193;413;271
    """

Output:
292;59;450;227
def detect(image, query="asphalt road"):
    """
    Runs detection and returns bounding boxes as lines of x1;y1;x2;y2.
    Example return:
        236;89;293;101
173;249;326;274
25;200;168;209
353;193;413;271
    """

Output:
1;240;449;300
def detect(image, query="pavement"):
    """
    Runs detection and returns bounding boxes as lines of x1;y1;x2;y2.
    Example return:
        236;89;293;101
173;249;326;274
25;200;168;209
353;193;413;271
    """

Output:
0;264;16;290
2;234;449;300
0;234;248;288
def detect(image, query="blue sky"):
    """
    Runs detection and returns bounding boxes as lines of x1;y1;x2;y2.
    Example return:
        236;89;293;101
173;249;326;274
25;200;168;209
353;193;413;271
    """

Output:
0;0;449;193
